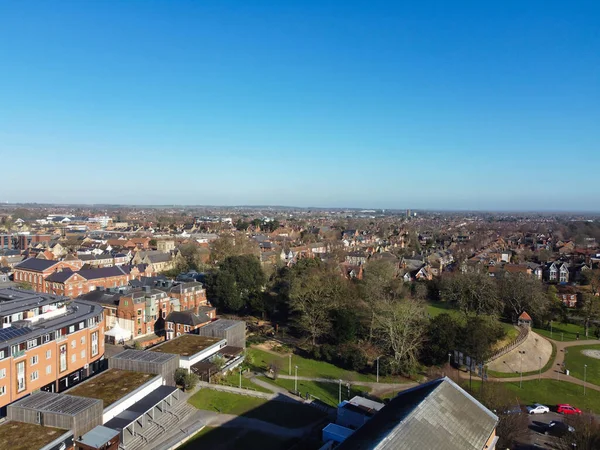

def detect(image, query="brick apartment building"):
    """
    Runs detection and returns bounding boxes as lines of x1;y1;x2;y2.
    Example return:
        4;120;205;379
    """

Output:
14;258;155;298
0;288;106;415
80;281;211;341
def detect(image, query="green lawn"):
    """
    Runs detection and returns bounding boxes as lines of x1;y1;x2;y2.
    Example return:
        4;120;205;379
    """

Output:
218;370;272;393
533;322;589;342
469;379;600;414
178;427;296;450
564;344;600;386
188;389;325;427
257;376;372;407
247;347;406;383
426;301;458;317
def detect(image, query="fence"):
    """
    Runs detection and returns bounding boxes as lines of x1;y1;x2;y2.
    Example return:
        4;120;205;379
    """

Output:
486;325;529;364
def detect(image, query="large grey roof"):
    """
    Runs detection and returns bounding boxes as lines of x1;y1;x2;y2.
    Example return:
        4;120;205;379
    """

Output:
11;390;101;415
166;310;210;326
337;377;498;450
14;257;58;271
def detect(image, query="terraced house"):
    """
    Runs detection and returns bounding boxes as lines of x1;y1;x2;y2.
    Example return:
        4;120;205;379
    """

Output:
0;288;106;416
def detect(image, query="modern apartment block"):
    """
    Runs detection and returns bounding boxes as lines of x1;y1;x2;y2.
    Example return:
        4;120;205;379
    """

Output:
0;288;106;415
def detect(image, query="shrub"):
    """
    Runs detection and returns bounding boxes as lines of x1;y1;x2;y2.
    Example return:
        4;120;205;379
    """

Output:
174;368;187;387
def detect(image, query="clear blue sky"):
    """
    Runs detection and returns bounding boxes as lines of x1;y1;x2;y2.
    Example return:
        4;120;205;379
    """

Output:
1;1;599;210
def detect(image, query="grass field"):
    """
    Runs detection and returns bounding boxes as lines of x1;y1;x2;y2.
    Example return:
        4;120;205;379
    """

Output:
178;427;296;450
564;344;600;386
188;389;325;427
533;322;588;342
469;379;600;414
218;370;272;393
247;347;406;383
426;301;458;317
257;376;372;407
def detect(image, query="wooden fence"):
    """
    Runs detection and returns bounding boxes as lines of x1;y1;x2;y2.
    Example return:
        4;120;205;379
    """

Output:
486;325;529;364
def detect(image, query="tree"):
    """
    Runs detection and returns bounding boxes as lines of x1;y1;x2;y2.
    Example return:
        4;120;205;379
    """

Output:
361;259;397;341
498;273;548;322
219;255;265;297
461;316;504;363
557;414;600;450
441;272;501;316
289;266;343;346
579;293;600;338
174;368;198;391
176;244;204;272
211;271;243;312
421;313;463;366
373;298;428;375
210;233;259;264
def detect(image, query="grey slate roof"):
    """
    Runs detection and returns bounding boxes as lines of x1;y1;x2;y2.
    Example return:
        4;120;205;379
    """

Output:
14;257;58;271
337;377;498;450
166;310;210;326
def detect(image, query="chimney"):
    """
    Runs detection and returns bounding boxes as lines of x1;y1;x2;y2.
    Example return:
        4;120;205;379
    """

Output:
143;285;151;294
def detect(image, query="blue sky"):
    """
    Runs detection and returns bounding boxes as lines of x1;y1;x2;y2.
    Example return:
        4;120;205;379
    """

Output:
1;1;599;210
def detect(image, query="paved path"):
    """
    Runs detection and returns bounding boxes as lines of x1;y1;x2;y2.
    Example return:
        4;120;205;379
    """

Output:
196;381;276;400
460;337;600;391
487;330;553;373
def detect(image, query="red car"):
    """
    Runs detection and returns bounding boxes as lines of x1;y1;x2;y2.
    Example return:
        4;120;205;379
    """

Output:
557;404;582;415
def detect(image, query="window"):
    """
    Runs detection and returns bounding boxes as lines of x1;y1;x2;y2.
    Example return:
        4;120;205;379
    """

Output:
71;340;76;349
124;300;129;306
43;334;50;343
0;350;4;359
27;339;36;349
59;344;67;372
137;309;142;316
30;355;38;366
91;332;98;357
0;386;5;396
137;318;141;325
46;350;51;359
46;365;51;375
30;371;39;381
69;325;75;333
79;321;84;329
81;350;86;359
17;361;26;392
0;368;5;379
80;336;85;345
137;328;142;335
71;354;76;363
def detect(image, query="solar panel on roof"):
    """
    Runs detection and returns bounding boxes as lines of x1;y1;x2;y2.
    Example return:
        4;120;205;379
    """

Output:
0;326;31;342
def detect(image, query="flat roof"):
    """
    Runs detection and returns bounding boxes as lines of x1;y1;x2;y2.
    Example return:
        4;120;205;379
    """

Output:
200;318;243;332
104;385;178;432
0;421;69;450
67;369;156;408
11;391;101;415
111;348;178;364
77;426;120;448
150;334;222;357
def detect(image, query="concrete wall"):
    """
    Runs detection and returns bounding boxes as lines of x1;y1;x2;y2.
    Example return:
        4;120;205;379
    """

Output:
102;375;163;423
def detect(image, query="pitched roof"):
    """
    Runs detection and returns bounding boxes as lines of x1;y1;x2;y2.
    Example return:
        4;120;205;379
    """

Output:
337;377;498;450
15;258;58;272
45;269;78;283
519;311;532;321
166;310;210;326
78;266;127;280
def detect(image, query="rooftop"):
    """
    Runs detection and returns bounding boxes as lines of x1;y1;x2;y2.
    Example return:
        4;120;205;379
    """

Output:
150;334;222;356
67;369;156;408
76;426;120;449
0;421;69;450
111;348;178;364
10;390;101;415
337;377;498;450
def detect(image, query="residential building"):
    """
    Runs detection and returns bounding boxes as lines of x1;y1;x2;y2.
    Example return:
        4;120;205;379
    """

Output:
13;258;83;292
0;288;106;415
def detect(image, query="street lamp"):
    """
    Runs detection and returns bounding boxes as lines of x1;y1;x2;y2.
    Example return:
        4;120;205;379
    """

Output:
289;354;292;376
339;379;342;404
239;367;242;389
538;356;542;382
584;364;587;396
294;365;298;394
448;352;452;365
376;356;382;383
550;320;553;338
519;350;526;388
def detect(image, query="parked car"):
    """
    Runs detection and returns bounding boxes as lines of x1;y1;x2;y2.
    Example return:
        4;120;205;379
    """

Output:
501;405;523;415
557;404;582;415
527;403;550;414
545;421;575;437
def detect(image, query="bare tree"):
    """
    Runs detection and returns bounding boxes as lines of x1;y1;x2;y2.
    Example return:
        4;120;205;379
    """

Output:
373;297;427;375
556;414;600;450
